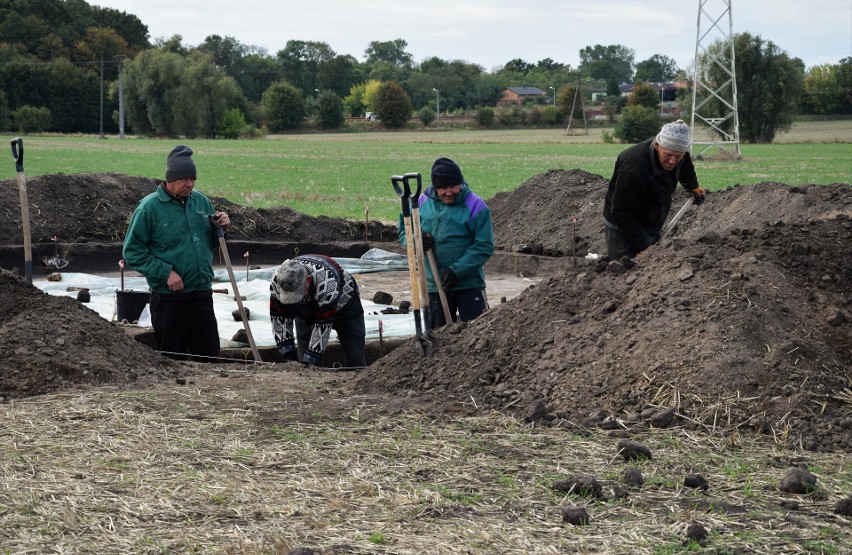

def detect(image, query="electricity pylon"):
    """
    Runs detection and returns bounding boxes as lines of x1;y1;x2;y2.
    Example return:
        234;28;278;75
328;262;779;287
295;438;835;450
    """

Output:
690;0;741;159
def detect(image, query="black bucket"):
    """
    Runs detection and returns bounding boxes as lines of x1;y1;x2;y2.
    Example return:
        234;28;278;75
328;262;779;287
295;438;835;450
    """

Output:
116;290;151;322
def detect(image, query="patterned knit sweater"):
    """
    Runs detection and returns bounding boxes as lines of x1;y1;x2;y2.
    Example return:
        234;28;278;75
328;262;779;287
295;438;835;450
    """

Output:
269;255;358;358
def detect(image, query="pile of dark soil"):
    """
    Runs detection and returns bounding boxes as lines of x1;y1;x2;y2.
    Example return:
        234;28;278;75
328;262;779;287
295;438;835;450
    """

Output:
0;172;397;247
489;168;608;256
357;179;852;452
1;170;850;453
0;269;184;399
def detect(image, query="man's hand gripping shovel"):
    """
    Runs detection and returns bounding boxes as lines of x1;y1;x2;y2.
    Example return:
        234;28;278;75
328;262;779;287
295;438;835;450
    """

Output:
392;174;432;357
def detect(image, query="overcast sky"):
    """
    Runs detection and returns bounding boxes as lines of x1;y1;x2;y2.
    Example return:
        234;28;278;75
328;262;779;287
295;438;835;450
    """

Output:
91;0;851;72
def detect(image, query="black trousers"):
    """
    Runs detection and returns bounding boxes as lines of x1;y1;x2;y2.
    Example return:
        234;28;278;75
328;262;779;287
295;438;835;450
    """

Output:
428;288;488;328
606;227;639;260
294;290;366;368
150;290;220;362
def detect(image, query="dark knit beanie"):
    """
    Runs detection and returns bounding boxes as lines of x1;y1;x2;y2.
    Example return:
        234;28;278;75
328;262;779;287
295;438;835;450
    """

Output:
165;145;197;182
431;157;464;188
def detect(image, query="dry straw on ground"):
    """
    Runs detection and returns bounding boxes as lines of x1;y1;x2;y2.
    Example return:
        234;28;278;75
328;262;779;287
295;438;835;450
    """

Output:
1;367;849;554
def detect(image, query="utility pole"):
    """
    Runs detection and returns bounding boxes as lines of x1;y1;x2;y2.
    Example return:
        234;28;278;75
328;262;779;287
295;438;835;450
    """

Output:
432;88;440;124
117;56;125;139
565;75;588;135
691;0;741;158
99;55;105;139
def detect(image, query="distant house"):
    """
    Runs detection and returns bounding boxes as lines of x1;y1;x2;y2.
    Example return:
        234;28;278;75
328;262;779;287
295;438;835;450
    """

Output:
616;82;688;115
497;87;548;107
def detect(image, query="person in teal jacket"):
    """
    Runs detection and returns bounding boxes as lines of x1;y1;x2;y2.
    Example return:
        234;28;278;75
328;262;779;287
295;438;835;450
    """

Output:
122;145;230;361
400;157;494;327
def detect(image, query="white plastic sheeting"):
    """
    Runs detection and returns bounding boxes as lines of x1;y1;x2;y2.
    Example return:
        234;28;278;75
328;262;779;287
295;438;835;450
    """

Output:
34;249;418;348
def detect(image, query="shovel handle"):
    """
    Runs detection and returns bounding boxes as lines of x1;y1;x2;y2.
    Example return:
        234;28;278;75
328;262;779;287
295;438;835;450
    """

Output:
391;175;410;198
403;172;422;207
392;175;412;216
11;137;23;172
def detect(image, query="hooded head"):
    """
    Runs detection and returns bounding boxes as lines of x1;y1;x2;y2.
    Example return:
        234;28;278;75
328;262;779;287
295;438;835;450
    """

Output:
165;145;197;182
271;259;308;304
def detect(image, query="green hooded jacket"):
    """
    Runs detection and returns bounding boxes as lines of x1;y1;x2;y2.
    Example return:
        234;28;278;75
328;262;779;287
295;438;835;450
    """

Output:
399;183;494;292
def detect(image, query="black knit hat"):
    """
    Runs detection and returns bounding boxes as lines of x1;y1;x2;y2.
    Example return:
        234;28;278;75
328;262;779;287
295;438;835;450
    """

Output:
431;157;464;188
165;145;197;182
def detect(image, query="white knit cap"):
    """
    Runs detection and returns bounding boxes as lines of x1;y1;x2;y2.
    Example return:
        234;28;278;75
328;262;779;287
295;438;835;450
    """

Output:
656;119;691;152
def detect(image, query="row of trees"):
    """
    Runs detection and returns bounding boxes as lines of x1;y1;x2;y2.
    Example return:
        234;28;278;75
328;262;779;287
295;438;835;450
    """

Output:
0;0;849;142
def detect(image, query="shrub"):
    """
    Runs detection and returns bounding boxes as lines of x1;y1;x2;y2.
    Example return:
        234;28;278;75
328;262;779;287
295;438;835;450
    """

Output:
262;81;306;131
418;106;435;127
216;108;246;139
475;106;494;128
374;81;412;129
628;83;662;110
495;105;526;127
316;91;345;129
614;105;661;143
540;105;560;124
527;105;542;125
12;105;51;133
241;124;265;139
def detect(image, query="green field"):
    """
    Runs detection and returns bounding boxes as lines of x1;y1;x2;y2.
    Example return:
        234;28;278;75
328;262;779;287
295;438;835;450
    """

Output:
3;120;849;222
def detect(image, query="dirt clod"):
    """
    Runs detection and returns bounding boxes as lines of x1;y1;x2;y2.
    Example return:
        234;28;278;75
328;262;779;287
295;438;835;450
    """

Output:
561;505;590;525
686;522;709;545
684;474;709;491
617;440;653;461
834;497;852;516
623;467;645;487
552;474;603;499
780;466;819;494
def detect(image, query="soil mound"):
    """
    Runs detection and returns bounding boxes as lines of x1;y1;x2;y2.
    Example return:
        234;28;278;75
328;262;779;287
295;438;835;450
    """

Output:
357;179;852;452
1;171;850;453
489;169;608;256
0;172;397;247
0;270;184;399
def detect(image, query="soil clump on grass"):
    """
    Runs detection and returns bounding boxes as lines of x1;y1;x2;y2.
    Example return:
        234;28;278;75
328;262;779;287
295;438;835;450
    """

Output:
0;171;850;453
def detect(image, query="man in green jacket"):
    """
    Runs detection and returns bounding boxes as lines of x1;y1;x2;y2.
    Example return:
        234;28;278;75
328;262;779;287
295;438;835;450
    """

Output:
122;145;230;361
401;157;494;328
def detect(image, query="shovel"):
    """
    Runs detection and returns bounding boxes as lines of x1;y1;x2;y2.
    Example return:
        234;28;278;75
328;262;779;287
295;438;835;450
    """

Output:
392;175;432;357
404;172;452;326
403;172;433;337
10;138;33;284
660;198;694;240
209;215;262;363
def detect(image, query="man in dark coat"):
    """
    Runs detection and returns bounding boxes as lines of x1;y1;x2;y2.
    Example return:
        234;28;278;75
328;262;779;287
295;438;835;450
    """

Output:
603;119;706;259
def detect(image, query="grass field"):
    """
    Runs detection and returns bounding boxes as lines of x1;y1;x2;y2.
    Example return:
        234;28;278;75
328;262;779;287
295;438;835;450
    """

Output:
2;120;849;222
